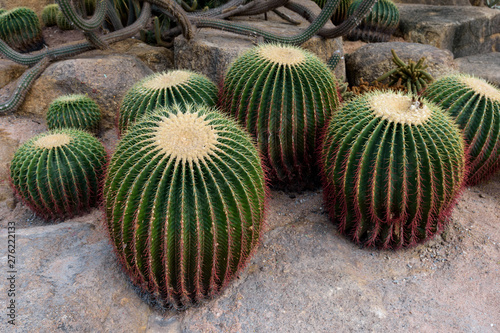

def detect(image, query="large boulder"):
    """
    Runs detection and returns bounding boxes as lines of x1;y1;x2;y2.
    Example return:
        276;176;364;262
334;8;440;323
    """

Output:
455;52;500;86
393;0;471;5
345;41;457;86
0;60;26;89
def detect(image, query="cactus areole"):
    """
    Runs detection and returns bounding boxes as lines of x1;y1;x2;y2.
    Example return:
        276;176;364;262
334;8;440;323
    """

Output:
321;91;466;249
104;104;266;309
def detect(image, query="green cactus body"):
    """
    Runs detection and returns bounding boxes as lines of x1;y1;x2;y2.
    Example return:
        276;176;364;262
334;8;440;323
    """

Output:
104;104;266;308
220;44;340;188
0;7;43;53
321;91;466;248
346;0;400;42
118;70;218;134
10;129;107;220
42;4;60;27
423;75;500;185
56;10;73;30
46;94;102;132
313;0;352;26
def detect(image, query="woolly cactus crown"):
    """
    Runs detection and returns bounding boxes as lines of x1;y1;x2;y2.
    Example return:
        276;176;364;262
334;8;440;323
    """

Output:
0;7;44;53
46;94;102;132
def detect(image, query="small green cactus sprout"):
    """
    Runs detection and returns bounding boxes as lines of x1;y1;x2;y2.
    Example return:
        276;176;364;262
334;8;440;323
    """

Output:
423;75;500;185
118;70;218;134
346;0;400;42
321;91;466;249
10;129;107;220
0;7;44;53
220;44;340;188
46;94;102;132
56;10;73;30
42;4;59;27
104;103;266;309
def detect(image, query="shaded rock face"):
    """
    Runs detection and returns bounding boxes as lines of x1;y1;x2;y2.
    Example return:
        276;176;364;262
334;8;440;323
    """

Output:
455;53;500;86
397;4;500;57
0;60;26;89
393;0;471;5
345;41;457;86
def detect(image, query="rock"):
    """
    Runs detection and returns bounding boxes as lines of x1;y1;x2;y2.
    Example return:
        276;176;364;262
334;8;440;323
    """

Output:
0;0;53;16
0;60;26;89
455;52;500;86
175;5;345;84
17;55;154;129
393;0;471;5
345;41;457;86
397;4;500;57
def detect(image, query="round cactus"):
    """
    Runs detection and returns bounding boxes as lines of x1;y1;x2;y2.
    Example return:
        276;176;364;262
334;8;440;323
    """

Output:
321;91;466;249
10;129;107;220
220;44;340;188
46;94;102;132
42;4;59;27
0;7;44;53
313;0;352;26
56;10;73;30
104;103;266;309
423;75;500;185
346;0;400;42
118;70;218;134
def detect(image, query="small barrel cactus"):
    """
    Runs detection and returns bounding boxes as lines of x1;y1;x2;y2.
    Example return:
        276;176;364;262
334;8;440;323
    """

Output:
0;7;44;53
46;94;102;132
423;75;500;185
42;4;59;27
10;129;107;220
220;44;340;188
313;0;352;26
321;91;466;249
104;103;266;309
346;0;400;42
56;10;73;30
118;70;218;134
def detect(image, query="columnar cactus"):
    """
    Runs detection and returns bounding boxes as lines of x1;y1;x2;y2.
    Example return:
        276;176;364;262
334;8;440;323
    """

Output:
220;44;340;188
423;75;500;185
10;129;107;220
0;7;44;53
104;104;266;309
42;4;59;27
321;91;466;249
346;0;400;42
118;70;218;134
46;94;102;132
56;10;73;30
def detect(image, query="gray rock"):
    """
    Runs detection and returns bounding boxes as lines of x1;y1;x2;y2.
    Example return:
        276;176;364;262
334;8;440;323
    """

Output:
345;41;457;86
0;60;26;89
397;4;500;57
393;0;471;5
455;52;500;86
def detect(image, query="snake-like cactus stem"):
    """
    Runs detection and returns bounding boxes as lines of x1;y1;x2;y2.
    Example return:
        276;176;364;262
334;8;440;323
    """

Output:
46;94;102;132
0;7;44;53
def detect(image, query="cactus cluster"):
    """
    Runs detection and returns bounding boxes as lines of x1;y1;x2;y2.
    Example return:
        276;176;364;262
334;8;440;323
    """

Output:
346;0;400;42
46;94;102;132
118;70;218;134
10;129;107;220
423;75;500;185
42;4;60;27
104;103;266;309
0;7;44;53
321;91;466;248
220;44;340;188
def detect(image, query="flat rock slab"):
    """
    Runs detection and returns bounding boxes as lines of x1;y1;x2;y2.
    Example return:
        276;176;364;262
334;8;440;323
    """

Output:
455;52;500;86
345;41;457;86
397;4;500;57
393;0;471;5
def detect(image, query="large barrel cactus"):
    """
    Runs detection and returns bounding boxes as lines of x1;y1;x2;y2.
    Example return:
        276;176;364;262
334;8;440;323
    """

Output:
42;4;59;27
423;75;500;185
46;94;102;132
118;70;218;134
10;129;107;220
346;0;400;42
0;7;44;53
220;44;340;188
104;104;266;309
321;91;466;249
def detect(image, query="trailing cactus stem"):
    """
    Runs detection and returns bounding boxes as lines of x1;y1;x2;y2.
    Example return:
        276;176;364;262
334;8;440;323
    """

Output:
56;0;107;31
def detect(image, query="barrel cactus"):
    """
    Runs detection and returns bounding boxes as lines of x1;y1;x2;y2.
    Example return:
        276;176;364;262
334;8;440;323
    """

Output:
46;94;102;132
0;7;44;53
220;44;340;188
104;103;266;309
321;91;466;249
346;0;400;42
42;4;59;27
313;0;352;26
10;129;107;220
118;70;218;134
423;75;500;185
56;10;73;30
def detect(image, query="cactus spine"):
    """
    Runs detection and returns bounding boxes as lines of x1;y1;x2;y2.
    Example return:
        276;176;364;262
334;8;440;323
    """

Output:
423;75;500;185
46;94;102;132
118;70;218;134
321;91;466;248
0;7;44;53
221;44;340;188
42;4;60;27
10;129;107;220
346;0;400;42
104;104;266;309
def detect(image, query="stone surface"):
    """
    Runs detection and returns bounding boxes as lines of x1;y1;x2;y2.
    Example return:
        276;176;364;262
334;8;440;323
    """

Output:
345;41;457;86
0;0;53;16
175;6;345;84
397;4;500;57
393;0;471;5
0;60;26;89
455;52;500;86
